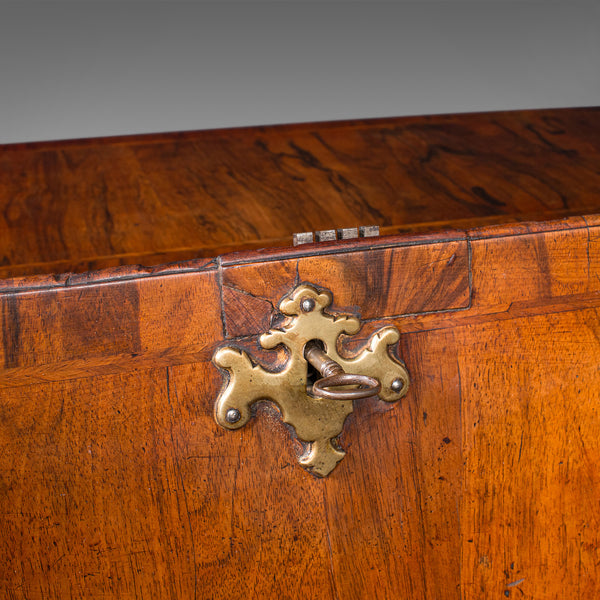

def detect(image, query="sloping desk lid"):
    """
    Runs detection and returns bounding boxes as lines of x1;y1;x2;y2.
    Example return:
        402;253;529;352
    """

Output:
1;106;600;280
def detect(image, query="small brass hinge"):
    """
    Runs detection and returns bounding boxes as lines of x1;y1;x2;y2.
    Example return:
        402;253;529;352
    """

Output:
293;225;379;246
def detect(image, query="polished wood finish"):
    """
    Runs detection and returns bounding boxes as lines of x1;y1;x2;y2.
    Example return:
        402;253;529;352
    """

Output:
1;108;600;598
1;107;600;278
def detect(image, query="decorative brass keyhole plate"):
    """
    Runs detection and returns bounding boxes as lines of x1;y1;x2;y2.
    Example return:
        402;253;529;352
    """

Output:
213;283;409;477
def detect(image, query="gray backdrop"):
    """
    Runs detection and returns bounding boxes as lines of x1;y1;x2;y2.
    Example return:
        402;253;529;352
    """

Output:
1;1;599;144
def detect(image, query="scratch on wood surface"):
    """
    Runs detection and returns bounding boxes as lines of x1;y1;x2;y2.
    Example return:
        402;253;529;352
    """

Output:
322;487;340;600
222;282;276;311
455;354;463;583
294;259;300;286
585;224;591;283
517;431;524;463
229;429;242;559
217;256;227;339
166;367;198;599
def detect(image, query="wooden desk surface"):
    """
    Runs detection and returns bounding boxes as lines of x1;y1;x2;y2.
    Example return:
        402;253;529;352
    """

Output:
1;106;599;278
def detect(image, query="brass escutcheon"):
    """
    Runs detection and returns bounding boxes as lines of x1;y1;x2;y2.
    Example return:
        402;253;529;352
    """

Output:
213;283;409;477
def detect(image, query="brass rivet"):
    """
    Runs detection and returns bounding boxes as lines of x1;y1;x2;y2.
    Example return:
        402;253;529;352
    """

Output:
300;297;316;313
391;378;404;393
225;408;241;424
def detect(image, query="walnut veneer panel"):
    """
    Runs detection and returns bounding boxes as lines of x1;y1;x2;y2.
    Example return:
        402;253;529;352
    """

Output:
0;267;220;387
2;107;600;277
0;329;461;600
460;309;600;598
222;233;470;338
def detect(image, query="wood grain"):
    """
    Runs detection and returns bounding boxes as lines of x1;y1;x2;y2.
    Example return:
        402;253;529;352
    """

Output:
2;107;600;278
222;236;470;338
2;215;596;389
459;309;600;599
0;330;463;600
323;327;463;600
0;269;221;386
0;369;197;599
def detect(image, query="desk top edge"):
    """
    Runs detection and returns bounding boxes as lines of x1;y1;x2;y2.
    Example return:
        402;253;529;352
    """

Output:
2;105;600;280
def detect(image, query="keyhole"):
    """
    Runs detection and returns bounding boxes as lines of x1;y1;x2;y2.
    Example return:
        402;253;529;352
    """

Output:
304;339;326;387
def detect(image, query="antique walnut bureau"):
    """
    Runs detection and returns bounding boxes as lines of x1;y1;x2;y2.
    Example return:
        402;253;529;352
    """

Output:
1;107;599;599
